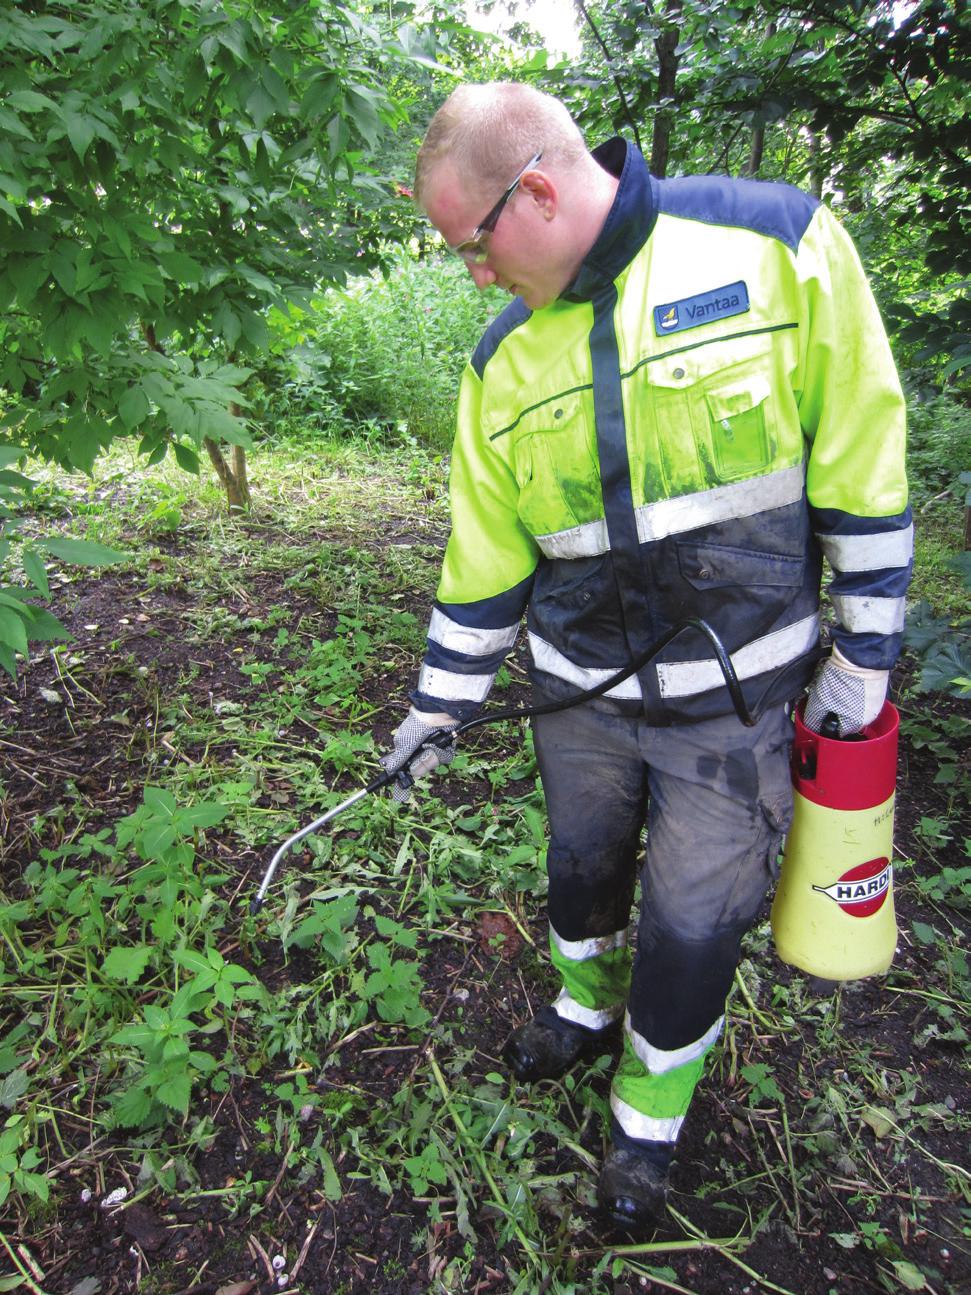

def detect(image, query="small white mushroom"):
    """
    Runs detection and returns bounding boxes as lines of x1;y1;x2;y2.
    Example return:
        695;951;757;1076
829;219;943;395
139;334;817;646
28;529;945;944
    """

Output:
100;1187;128;1209
271;1255;286;1271
80;1187;93;1204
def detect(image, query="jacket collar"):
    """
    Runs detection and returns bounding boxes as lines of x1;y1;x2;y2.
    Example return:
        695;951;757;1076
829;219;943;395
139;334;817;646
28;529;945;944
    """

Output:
563;138;656;303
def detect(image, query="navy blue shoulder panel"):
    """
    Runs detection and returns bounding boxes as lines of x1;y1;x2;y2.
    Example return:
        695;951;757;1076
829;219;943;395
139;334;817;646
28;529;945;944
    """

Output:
656;174;819;252
471;297;532;379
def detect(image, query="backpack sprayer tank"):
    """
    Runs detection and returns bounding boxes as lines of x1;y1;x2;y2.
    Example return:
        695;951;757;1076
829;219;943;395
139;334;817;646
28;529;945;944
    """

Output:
771;700;900;980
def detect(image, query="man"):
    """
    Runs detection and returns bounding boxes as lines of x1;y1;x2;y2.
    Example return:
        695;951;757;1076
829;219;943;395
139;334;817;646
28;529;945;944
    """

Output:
384;82;912;1229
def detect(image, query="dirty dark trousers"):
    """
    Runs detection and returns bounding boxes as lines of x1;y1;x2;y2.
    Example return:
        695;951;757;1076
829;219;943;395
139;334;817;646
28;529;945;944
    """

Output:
531;697;794;1141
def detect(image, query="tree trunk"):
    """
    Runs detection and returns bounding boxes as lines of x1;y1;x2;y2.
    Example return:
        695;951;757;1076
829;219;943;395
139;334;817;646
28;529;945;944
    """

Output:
745;125;766;178
743;21;775;179
650;0;683;178
807;130;825;198
204;402;251;513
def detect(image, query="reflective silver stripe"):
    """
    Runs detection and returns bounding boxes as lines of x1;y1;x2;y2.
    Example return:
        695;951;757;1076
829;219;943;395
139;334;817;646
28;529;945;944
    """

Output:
817;524;913;573
831;593;906;636
636;464;805;544
552;988;624;1030
417;663;494;703
536;517;609;560
551;924;627;962
427;608;520;657
625;1011;723;1075
528;633;642;699
534;465;806;559
657;613;819;699
610;1092;684;1144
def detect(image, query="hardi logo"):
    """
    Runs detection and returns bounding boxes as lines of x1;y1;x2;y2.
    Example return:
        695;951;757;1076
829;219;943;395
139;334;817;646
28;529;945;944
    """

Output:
812;857;892;917
659;305;679;329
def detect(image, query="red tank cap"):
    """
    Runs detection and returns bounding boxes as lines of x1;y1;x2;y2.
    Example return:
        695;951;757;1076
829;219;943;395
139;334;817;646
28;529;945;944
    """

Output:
792;700;899;810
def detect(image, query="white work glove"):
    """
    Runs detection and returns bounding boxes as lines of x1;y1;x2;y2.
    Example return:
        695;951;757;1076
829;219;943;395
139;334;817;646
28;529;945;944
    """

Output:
380;707;459;801
804;645;889;737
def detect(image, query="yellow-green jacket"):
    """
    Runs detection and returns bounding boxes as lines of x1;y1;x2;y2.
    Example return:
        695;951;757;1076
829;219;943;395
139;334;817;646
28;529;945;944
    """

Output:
414;140;912;725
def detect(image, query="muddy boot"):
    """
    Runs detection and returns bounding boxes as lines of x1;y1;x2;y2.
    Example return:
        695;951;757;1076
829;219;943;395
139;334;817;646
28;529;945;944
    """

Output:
598;1130;673;1231
502;1005;619;1082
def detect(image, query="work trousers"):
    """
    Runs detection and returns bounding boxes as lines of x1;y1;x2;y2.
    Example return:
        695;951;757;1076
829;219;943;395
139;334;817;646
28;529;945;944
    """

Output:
531;698;794;1144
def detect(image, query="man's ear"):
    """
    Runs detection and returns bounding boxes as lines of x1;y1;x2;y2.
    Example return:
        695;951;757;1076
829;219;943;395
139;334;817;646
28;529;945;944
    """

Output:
519;169;557;219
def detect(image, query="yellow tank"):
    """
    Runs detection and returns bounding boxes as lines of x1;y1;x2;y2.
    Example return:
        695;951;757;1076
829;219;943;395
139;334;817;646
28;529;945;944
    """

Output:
771;701;899;981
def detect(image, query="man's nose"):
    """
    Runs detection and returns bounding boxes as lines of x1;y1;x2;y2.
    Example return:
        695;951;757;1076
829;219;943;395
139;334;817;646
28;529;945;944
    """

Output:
467;261;496;290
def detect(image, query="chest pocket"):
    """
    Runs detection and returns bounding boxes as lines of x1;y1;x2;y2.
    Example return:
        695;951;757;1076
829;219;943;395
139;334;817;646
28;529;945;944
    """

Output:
509;391;602;537
646;335;779;495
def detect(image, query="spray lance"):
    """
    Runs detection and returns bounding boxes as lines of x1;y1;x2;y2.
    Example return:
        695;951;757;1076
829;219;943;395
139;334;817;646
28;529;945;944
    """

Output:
249;617;757;915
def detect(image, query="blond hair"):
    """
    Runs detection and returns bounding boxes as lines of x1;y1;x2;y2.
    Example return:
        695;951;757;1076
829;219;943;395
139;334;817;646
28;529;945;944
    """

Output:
414;82;588;207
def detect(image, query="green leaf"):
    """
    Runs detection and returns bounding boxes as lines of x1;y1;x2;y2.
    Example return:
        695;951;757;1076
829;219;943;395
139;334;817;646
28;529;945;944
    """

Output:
860;1105;896;1139
173;443;200;474
41;538;127;567
7;90;57;113
155;1073;191;1116
176;802;228;829
63;111;96;160
891;1260;929;1291
112;1085;153;1128
0;1070;28;1110
143;785;177;814
173;948;211;976
318;1145;342;1201
102;945;153;984
21;550;49;599
0;607;28;656
118;386;150;430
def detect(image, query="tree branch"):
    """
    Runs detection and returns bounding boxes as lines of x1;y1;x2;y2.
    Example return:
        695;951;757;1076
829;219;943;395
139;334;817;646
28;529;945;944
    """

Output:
572;0;643;153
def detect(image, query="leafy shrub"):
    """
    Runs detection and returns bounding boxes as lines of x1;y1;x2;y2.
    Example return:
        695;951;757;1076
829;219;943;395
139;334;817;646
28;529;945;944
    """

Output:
262;249;503;451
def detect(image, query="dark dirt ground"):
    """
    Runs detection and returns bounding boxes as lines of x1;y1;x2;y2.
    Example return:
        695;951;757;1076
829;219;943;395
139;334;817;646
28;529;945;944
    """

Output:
0;509;968;1295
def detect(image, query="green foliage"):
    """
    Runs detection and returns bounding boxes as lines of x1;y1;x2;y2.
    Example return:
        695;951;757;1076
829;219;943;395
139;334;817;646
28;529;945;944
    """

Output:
905;393;971;509
263;249;502;450
0;0;413;469
0;445;127;676
0;1114;48;1209
0;0;453;660
542;0;969;379
903;559;971;702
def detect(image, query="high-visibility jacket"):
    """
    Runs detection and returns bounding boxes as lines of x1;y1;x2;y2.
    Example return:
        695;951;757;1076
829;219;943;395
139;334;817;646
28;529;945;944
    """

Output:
413;139;913;726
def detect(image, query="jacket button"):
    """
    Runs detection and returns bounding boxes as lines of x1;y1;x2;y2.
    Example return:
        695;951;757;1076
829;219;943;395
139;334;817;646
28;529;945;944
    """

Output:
554;408;564;419
698;567;711;579
672;367;685;379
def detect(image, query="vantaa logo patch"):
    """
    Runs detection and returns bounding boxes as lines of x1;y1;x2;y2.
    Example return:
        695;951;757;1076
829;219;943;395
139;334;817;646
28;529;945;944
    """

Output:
813;857;892;918
654;280;750;336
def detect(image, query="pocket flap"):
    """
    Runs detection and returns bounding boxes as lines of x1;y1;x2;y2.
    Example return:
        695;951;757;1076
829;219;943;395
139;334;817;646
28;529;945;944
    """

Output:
677;540;804;590
706;374;771;422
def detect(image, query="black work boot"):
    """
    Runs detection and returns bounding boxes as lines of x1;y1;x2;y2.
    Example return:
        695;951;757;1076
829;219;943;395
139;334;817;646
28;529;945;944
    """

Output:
502;1005;619;1082
598;1123;674;1231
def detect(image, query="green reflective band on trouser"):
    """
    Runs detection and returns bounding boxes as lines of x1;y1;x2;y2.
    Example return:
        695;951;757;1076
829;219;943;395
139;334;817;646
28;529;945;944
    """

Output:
611;1032;709;1136
549;932;630;1015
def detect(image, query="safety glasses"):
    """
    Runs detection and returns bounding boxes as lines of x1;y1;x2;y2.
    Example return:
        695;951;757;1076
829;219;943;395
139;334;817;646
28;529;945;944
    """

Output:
450;151;543;265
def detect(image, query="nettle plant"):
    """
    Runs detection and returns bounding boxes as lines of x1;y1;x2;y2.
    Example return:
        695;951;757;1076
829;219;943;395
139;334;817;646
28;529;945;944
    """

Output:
1;787;269;1134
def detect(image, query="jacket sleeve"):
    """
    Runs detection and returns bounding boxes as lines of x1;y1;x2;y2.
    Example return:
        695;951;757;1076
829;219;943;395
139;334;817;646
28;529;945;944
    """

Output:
410;363;539;720
795;204;913;671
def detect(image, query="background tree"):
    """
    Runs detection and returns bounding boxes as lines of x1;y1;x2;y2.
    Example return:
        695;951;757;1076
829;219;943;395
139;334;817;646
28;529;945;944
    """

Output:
0;0;441;669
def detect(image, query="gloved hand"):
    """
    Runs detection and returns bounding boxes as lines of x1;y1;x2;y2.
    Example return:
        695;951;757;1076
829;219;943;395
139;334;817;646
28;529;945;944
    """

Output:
380;707;459;801
804;645;889;737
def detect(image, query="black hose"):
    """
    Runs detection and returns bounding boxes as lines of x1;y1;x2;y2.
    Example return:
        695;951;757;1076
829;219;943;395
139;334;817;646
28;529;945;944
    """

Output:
453;616;754;739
